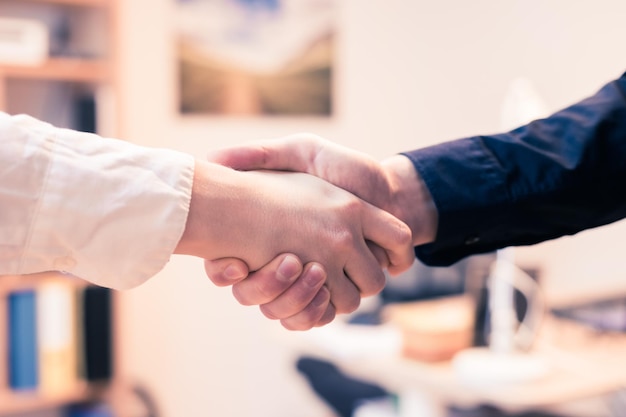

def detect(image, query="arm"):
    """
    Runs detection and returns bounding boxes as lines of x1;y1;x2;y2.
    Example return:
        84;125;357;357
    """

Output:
206;135;438;250
0;113;413;328
205;71;626;315
408;71;626;264
176;162;414;312
204;135;437;329
0;112;194;290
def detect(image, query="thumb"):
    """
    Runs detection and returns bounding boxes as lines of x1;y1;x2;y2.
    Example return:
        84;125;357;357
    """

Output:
204;258;249;286
206;134;323;172
206;144;268;170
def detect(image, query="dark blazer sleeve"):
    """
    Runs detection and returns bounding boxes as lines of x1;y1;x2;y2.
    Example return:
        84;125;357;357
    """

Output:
402;72;626;266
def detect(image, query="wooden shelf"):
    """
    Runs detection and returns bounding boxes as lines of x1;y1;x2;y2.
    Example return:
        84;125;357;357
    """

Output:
0;0;125;413
0;0;109;6
0;57;110;83
0;383;108;415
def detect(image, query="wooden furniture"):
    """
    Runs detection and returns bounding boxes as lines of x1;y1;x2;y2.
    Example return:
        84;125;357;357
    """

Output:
0;271;128;416
294;312;626;417
0;0;120;127
0;0;127;415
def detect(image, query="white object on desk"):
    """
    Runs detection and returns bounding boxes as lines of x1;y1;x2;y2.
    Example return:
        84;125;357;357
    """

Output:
300;321;403;361
489;248;517;353
452;248;550;386
0;17;49;65
353;397;397;417
452;347;550;386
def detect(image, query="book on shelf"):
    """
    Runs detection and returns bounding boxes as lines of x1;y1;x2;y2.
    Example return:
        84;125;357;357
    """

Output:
0;285;7;392
37;278;80;395
66;401;114;417
82;286;113;382
7;289;39;390
2;280;114;397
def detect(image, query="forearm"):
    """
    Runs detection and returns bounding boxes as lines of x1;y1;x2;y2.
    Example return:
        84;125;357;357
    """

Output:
174;160;270;267
0;113;194;289
404;72;626;266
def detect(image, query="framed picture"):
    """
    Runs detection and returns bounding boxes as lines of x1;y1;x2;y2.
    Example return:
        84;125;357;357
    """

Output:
176;0;335;116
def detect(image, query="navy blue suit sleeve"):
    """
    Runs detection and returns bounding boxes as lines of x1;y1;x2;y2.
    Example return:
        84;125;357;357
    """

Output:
403;72;626;266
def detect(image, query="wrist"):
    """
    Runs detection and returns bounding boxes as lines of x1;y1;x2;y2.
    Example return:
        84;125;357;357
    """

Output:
174;161;283;268
381;155;438;246
174;160;212;257
175;160;250;259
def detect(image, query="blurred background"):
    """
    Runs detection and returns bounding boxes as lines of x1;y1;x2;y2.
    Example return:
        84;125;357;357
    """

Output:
119;1;626;416
2;1;626;417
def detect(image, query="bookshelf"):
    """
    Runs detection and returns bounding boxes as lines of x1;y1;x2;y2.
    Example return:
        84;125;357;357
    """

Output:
16;0;109;6
0;0;120;130
0;0;126;416
0;273;122;416
0;383;105;415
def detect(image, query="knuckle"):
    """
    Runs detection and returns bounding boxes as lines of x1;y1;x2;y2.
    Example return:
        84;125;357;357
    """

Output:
254;279;282;303
290;281;319;309
233;280;277;306
334;229;355;252
361;272;386;297
396;221;413;245
279;289;331;330
345;198;363;214
337;292;361;314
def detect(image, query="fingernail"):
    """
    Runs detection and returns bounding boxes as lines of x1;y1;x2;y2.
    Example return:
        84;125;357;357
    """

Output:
303;264;325;288
277;255;301;282
224;263;245;281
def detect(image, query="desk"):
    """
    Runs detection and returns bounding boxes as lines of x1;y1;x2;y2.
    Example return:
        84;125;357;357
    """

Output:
293;315;626;416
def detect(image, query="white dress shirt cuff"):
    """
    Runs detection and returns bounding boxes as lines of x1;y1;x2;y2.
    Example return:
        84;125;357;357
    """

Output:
3;114;194;289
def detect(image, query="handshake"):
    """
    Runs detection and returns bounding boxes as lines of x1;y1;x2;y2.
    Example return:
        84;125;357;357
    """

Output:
174;134;438;331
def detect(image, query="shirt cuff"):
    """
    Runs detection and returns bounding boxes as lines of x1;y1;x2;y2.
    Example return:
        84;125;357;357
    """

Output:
18;115;195;289
402;137;510;266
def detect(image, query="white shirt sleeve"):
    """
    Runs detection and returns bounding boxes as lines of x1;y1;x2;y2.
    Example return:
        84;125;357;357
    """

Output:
0;112;195;290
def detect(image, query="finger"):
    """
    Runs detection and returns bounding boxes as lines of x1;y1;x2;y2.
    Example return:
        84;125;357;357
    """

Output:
361;203;415;275
315;301;337;327
366;240;391;270
279;286;331;331
206;134;323;173
231;254;303;306
259;263;326;320
324;267;362;315
204;258;249;287
344;238;387;298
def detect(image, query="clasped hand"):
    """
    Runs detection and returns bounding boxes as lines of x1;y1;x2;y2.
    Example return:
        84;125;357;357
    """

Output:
190;134;436;330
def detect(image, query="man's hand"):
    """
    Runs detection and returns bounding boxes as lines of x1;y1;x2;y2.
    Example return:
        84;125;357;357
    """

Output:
175;160;414;330
204;256;335;330
206;133;436;247
202;134;438;330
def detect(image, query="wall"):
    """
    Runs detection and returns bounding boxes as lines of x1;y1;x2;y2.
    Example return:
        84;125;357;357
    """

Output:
115;1;626;416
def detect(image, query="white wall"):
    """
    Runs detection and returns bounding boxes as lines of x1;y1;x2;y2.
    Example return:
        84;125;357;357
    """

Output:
116;1;626;416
